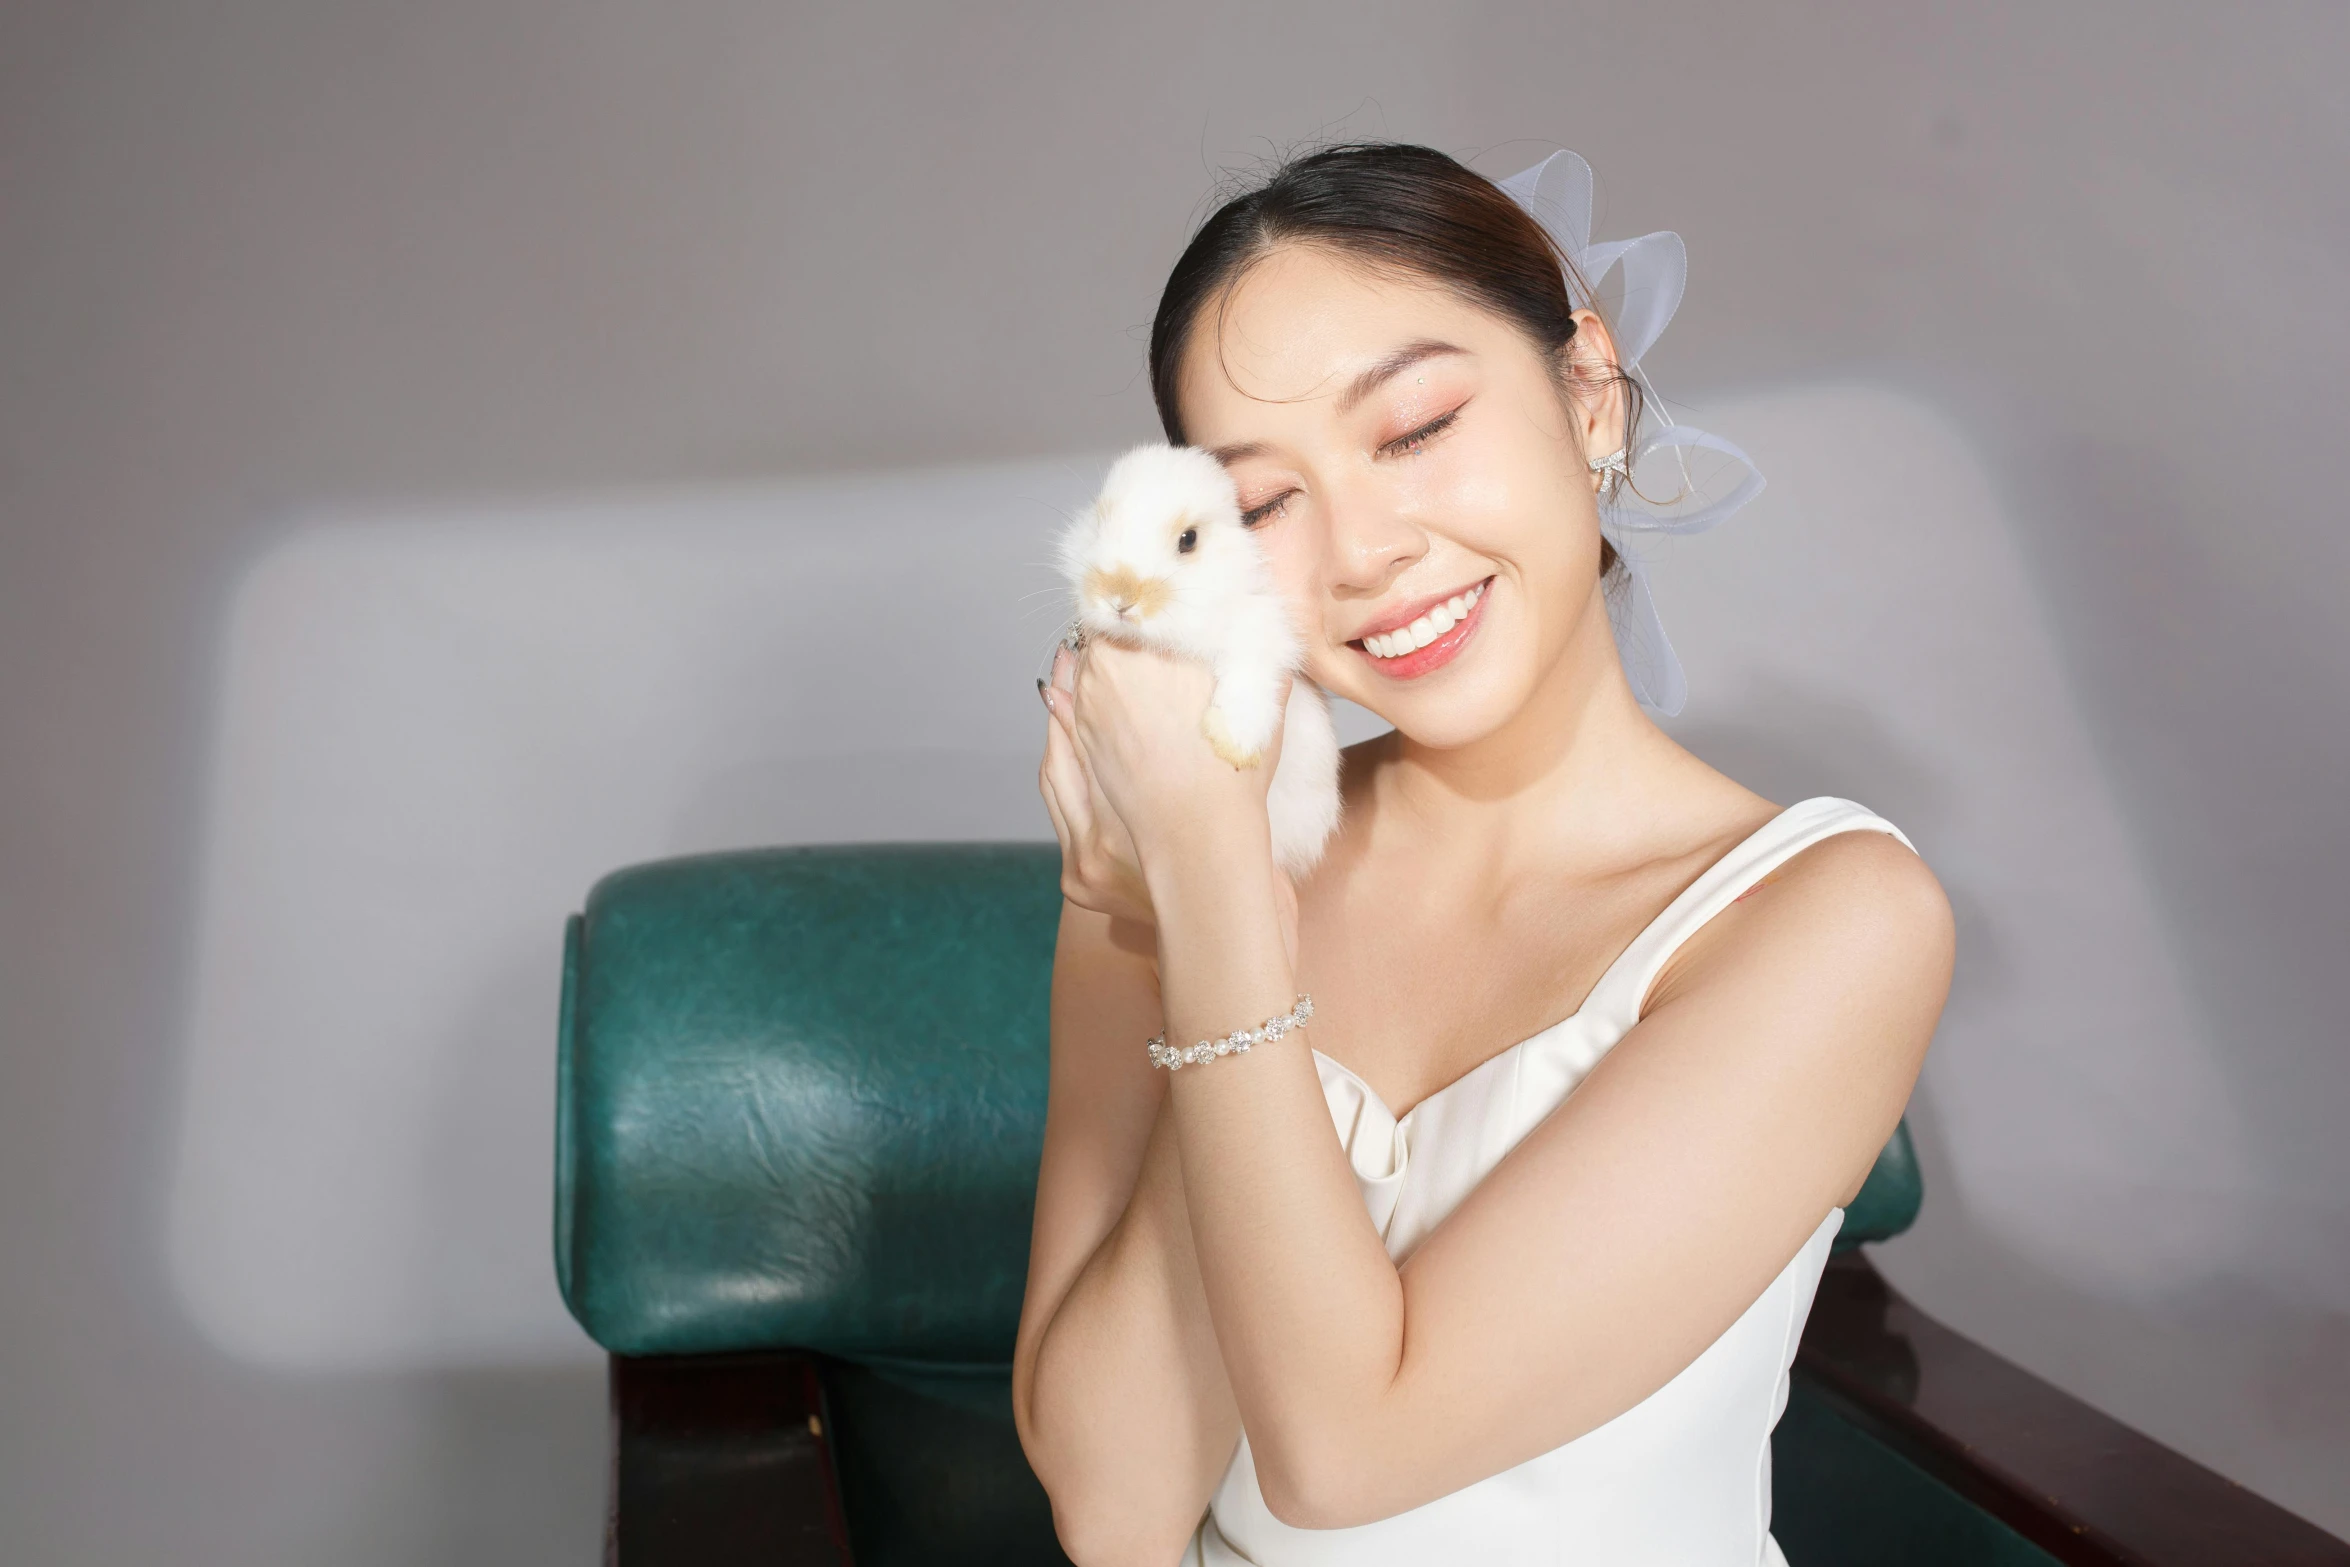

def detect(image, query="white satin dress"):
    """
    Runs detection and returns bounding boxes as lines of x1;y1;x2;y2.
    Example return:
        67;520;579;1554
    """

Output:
1183;797;1916;1566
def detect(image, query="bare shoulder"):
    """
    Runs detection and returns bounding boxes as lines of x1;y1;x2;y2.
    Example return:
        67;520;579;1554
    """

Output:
1651;824;1954;1030
1624;823;1952;1207
1766;827;1953;957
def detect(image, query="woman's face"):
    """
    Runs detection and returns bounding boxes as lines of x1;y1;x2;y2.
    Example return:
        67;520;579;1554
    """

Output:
1174;244;1624;752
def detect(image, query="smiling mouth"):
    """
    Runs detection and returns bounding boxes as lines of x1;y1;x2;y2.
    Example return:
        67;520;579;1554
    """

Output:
1348;577;1493;679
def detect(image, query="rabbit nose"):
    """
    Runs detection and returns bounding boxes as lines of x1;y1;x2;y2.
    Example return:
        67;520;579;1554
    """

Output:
1081;565;1167;621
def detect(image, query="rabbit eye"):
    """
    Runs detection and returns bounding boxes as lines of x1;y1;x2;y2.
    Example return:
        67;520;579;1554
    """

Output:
1178;527;1198;554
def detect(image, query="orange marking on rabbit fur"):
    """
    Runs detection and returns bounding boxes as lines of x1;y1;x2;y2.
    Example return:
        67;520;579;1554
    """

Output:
1082;564;1172;622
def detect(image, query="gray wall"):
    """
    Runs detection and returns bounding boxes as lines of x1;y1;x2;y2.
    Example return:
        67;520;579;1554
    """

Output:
3;2;2344;1561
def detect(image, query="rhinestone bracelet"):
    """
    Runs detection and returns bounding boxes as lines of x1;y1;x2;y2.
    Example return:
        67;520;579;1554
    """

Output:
1146;994;1313;1071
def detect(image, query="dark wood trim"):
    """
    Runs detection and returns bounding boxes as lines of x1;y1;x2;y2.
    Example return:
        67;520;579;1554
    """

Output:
600;1264;2349;1566
607;1351;854;1567
1798;1253;2350;1567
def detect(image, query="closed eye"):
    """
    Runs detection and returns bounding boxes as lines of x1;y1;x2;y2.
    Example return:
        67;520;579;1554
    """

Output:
1379;404;1464;459
1240;491;1295;528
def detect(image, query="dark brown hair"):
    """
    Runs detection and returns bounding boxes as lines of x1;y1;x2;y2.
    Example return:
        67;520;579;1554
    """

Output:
1146;142;1639;575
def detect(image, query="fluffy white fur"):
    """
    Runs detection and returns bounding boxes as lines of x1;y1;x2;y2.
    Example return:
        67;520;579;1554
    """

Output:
1057;443;1342;877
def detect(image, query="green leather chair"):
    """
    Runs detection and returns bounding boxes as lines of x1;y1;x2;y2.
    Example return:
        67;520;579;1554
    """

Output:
556;844;2348;1567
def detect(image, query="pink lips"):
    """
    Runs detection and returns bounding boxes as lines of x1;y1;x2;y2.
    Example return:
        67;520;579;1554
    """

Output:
1350;577;1493;680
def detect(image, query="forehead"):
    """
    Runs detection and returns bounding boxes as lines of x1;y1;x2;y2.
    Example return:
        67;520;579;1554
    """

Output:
1173;245;1510;440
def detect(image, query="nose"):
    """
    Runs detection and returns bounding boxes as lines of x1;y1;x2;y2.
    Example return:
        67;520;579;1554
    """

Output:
1083;565;1164;622
1325;478;1429;598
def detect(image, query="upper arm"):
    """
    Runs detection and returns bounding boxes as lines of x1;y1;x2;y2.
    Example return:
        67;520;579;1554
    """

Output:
1011;902;1167;1406
1353;830;1953;1513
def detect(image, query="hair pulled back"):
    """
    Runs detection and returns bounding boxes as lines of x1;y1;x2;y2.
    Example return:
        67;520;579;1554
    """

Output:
1146;143;1640;578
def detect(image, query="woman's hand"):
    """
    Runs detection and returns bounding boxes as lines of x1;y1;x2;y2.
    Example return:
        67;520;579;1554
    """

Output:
1040;645;1156;925
1066;640;1281;868
1038;640;1295;952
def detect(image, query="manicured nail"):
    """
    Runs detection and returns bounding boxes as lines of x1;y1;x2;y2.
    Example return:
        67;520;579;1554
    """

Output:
1036;678;1051;709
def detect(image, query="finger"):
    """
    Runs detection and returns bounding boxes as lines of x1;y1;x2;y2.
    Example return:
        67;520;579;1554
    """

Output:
1037;717;1075;843
1051;643;1077;696
1041;697;1099;842
1057;683;1114;813
1043;669;1078;735
1038;757;1076;853
1043;676;1088;777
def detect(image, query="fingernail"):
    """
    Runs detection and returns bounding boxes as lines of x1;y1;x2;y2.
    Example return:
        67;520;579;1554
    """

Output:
1036;678;1051;708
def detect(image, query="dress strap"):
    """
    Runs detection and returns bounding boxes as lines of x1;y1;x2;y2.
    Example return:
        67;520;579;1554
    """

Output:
1575;797;1915;1033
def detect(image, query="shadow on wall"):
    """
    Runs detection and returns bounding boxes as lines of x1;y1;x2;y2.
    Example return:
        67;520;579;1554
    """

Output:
156;385;2346;1535
1652;382;2256;1304
2018;432;2350;1209
1652;384;2342;1529
1688;673;2348;1515
167;461;1097;1375
677;748;1047;850
1885;1085;2350;1531
283;1365;608;1567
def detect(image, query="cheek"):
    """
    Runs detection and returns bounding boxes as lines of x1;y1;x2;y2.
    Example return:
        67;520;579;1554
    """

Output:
1255;524;1320;614
1433;440;1591;579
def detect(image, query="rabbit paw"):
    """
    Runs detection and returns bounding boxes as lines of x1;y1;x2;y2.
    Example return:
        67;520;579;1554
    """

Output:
1201;705;1267;769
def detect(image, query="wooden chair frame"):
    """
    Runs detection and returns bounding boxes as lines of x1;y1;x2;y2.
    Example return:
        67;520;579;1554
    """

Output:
600;1252;2349;1566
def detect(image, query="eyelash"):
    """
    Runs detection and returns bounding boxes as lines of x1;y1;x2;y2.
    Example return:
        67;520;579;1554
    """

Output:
1237;405;1464;527
1381;406;1461;459
1241;493;1291;528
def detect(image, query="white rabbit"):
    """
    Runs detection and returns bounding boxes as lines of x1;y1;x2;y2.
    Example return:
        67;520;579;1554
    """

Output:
1056;443;1342;877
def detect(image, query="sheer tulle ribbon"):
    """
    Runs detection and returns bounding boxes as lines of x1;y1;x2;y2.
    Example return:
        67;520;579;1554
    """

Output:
1498;152;1766;716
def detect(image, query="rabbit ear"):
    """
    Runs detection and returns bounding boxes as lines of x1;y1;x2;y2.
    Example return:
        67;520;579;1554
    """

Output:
1498;151;1594;281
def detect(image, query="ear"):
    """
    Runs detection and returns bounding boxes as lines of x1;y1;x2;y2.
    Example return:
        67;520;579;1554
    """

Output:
1560;308;1631;488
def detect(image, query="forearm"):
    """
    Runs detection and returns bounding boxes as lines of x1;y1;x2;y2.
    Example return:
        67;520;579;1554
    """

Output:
1021;1101;1240;1562
1145;829;1409;1520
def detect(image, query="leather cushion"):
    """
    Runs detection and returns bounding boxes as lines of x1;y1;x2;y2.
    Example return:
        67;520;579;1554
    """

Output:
1837;1119;1923;1251
557;843;1061;1360
554;842;1922;1359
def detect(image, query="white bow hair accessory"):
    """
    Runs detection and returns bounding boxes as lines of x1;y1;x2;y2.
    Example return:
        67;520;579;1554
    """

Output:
1498;151;1766;716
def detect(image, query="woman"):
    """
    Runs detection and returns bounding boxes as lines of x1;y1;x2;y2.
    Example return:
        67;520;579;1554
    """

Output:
1012;143;1953;1566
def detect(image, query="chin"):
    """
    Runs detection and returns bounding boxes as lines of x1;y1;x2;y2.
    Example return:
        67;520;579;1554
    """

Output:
1320;649;1537;752
1374;677;1530;750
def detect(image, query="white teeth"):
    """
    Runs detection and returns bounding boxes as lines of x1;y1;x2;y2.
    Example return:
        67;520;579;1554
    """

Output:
1361;582;1490;660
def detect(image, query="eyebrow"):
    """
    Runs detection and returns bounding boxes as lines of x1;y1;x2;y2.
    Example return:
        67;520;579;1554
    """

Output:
1339;339;1468;413
1206;339;1470;467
